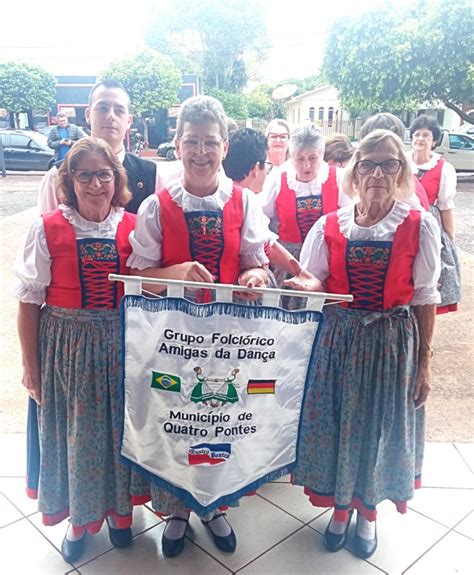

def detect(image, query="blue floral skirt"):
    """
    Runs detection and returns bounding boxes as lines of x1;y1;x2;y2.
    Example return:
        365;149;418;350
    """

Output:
293;305;425;521
37;306;135;531
431;206;461;314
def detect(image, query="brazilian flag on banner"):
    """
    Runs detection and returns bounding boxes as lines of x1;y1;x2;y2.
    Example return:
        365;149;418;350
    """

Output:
151;372;181;392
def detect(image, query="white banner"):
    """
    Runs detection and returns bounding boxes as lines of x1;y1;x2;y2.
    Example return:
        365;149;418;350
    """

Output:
121;297;322;514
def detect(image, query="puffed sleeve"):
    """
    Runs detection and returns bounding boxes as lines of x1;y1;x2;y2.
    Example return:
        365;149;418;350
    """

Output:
127;194;163;269
14;218;52;304
437;161;457;210
37;167;59;215
258;167;281;220
411;212;442;306
299;216;330;281
239;190;270;270
154;167;165;195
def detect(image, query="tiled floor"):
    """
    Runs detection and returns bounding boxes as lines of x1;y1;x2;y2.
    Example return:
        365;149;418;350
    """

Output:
1;434;473;575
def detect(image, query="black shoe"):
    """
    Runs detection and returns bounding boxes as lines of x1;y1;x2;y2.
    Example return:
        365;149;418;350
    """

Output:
106;518;133;549
162;516;189;558
61;533;85;563
323;510;353;553
201;512;237;553
353;518;377;559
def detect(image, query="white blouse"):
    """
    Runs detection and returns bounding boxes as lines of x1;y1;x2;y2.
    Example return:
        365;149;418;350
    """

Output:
259;161;351;221
127;174;269;272
14;205;126;305
300;202;441;306
408;152;457;210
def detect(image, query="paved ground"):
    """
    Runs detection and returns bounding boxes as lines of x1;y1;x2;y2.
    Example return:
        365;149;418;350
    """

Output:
0;169;473;440
1;437;473;575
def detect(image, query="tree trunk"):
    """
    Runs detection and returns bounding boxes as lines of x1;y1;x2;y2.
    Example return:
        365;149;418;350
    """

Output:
444;100;474;124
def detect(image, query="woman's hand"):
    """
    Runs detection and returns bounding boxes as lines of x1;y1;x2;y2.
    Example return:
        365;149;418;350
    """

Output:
237;268;269;300
22;366;41;405
283;269;325;292
413;361;432;409
176;261;215;283
413;304;436;409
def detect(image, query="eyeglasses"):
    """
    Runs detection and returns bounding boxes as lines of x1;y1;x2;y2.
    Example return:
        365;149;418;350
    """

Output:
412;131;433;140
355;159;403;175
179;138;224;152
259;161;273;174
268;133;289;141
72;169;116;183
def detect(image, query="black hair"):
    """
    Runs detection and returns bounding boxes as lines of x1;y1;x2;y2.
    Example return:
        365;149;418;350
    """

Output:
88;79;130;107
222;128;268;181
409;114;442;145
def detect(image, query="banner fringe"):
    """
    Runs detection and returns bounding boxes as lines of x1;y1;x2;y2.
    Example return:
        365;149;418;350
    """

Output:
122;454;293;515
122;295;322;325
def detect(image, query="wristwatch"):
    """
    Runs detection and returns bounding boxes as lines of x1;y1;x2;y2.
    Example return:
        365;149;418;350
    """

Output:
421;347;434;358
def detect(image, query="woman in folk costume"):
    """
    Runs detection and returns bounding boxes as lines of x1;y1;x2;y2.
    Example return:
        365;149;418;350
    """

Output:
16;138;138;563
259;124;351;292
127;95;270;558
408;114;461;313
285;130;441;559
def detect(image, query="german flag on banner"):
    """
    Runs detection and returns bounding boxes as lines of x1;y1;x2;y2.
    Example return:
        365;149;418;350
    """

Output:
151;372;181;392
247;379;276;394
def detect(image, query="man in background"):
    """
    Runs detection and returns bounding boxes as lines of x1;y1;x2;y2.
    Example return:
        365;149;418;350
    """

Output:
38;79;162;214
47;111;85;162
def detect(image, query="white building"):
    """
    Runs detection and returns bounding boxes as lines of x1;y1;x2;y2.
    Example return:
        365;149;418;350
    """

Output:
284;84;351;129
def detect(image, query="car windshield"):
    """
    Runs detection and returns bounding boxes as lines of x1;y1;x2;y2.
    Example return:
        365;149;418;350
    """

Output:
30;131;48;145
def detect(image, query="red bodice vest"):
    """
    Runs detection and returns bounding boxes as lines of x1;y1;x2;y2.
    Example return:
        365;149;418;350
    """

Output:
324;209;421;311
417;157;444;205
275;166;339;243
158;186;244;284
43;209;135;309
413;176;430;210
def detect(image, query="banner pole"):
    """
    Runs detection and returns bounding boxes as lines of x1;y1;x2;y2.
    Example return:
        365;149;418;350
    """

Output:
109;274;353;310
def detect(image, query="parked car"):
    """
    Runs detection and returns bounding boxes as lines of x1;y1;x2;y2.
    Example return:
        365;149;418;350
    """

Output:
157;140;177;161
404;129;474;171
456;123;474;136
0;129;55;171
37;125;56;138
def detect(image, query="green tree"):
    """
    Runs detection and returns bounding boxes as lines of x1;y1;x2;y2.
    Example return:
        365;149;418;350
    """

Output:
145;0;267;93
100;49;181;143
246;76;328;122
0;62;55;127
247;87;273;120
323;0;473;122
207;88;248;120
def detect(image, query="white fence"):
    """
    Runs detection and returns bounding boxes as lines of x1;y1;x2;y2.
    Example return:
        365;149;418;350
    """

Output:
234;119;361;140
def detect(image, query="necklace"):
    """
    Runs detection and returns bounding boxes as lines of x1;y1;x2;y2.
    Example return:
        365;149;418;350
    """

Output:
355;203;369;219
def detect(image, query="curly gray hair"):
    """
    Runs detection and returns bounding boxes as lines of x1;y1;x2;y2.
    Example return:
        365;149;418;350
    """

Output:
289;124;324;155
176;95;228;140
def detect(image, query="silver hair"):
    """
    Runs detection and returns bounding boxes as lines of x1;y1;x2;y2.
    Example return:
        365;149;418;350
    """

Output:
176;96;228;140
265;118;290;137
359;113;405;140
289;124;324;155
56;111;68;118
343;129;413;200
